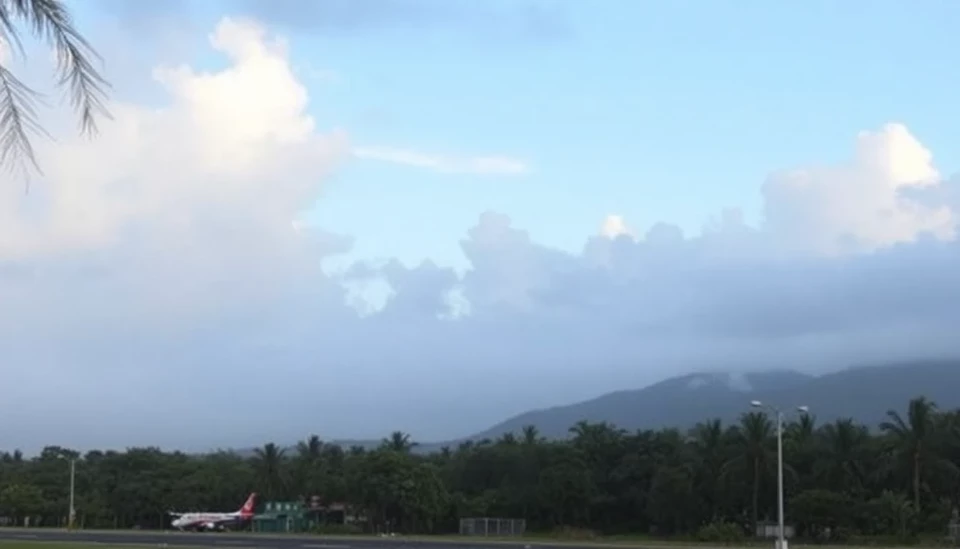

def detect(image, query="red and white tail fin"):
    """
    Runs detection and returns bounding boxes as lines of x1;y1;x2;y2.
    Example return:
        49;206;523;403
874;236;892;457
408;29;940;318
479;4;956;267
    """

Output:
238;493;256;517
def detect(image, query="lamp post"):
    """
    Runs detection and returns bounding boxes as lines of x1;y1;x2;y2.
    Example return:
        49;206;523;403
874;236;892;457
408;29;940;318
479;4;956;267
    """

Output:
57;454;76;529
750;400;809;549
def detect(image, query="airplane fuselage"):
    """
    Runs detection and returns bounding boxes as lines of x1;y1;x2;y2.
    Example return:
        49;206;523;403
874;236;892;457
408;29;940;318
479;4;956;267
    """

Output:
171;512;247;531
169;493;257;532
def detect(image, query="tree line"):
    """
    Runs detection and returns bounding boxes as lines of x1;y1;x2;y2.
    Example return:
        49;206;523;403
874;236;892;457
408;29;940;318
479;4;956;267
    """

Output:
1;396;959;543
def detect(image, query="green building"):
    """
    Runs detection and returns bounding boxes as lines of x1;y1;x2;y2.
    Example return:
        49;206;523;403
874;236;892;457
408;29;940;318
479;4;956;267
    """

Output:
251;499;354;533
252;501;310;533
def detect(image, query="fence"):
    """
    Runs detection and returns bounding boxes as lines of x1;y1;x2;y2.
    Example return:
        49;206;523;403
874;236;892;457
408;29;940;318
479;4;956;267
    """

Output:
755;522;795;539
459;517;526;537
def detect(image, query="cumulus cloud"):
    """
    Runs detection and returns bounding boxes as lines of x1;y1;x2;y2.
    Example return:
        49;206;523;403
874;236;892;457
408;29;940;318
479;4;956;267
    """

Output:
352;146;530;176
2;15;959;454
599;215;634;240
0;18;347;309
761;123;954;255
0;16;356;446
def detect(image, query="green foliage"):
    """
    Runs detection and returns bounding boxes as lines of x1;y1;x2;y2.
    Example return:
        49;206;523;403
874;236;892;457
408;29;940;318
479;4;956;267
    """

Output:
546;526;599;540
0;483;45;516
0;396;959;542
695;520;745;544
312;523;364;535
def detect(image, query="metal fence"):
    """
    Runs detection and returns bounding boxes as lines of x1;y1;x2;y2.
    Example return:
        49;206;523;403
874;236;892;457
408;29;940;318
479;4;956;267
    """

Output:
755;522;795;539
459;517;526;537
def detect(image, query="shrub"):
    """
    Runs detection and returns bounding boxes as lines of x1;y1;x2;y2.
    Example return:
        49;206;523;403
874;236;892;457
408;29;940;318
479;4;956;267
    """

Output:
312;523;364;535
548;526;599;540
695;521;745;544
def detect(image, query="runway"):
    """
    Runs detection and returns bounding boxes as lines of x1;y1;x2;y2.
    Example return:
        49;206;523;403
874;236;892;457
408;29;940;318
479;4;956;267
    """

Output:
0;529;616;549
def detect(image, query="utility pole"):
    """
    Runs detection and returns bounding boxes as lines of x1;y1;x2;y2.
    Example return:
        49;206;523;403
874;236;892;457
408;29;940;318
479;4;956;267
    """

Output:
775;410;785;549
58;454;77;529
751;401;809;549
68;458;76;529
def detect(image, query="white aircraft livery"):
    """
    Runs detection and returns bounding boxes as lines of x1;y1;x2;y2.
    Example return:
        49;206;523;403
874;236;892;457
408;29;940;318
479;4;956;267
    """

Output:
169;493;256;531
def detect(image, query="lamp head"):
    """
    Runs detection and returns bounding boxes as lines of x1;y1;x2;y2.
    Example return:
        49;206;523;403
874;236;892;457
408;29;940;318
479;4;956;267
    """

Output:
797;405;810;413
750;400;763;408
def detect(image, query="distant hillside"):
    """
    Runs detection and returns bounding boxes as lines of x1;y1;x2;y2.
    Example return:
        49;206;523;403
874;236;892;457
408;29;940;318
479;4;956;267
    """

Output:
463;369;811;441
464;360;960;441
253;360;960;457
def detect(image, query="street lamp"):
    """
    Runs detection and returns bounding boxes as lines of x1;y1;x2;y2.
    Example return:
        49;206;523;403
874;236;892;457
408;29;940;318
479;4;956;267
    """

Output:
750;400;809;549
57;454;76;529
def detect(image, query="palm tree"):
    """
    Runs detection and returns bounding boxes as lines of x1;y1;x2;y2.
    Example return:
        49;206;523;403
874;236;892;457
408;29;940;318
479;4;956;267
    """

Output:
785;413;818;486
940;410;960;459
879;397;953;510
569;421;625;446
521;425;542;445
724;411;776;531
381;431;417;453
295;435;324;496
252;442;287;500
497;432;518;445
296;434;325;475
0;0;110;178
690;419;725;520
816;418;869;495
786;413;817;448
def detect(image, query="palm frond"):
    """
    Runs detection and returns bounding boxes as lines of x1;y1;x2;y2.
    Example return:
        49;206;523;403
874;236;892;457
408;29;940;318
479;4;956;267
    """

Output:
0;0;110;181
0;64;46;176
0;2;27;60
880;409;909;436
13;0;111;128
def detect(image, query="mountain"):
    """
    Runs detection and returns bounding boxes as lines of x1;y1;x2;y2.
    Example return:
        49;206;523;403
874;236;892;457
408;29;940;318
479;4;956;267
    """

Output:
463;360;960;441
252;360;960;457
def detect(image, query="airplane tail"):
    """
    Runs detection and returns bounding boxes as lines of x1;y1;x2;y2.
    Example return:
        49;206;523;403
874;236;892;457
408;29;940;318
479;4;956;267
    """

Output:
238;493;256;517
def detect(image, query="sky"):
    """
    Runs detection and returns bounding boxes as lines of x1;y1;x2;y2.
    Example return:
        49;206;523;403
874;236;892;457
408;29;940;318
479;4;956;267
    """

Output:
2;0;960;453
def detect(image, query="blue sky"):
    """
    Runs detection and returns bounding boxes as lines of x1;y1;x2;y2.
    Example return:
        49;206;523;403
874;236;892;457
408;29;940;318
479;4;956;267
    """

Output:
288;0;960;266
311;0;960;268
5;0;960;451
73;0;960;271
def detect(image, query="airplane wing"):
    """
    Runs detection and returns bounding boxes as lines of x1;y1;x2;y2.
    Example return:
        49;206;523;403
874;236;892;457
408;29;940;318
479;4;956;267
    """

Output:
166;510;183;517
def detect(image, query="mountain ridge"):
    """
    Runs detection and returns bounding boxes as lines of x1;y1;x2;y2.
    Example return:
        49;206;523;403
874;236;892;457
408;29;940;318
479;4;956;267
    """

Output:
246;359;960;456
464;359;960;442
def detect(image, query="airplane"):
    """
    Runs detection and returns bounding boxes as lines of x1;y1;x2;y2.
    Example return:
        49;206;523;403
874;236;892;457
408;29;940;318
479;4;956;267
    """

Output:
168;493;257;532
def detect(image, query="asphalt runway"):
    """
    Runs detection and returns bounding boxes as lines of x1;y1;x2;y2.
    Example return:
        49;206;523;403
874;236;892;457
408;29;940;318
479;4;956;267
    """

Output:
0;529;607;549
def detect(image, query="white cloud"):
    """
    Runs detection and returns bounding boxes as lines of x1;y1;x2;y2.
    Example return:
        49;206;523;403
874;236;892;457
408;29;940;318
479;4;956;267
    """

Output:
2;17;346;260
761;123;954;255
0;16;352;326
2;16;960;454
352;145;530;175
0;16;357;442
599;214;634;240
